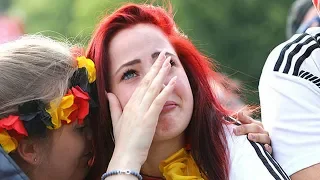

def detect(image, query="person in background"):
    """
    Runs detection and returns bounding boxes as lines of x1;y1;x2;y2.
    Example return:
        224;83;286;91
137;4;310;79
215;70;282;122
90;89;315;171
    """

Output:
286;0;319;38
260;0;320;179
0;16;24;44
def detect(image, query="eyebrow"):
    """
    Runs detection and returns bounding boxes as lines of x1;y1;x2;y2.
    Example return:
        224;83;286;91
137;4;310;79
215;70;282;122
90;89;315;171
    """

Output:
151;51;177;60
115;52;177;75
115;59;141;75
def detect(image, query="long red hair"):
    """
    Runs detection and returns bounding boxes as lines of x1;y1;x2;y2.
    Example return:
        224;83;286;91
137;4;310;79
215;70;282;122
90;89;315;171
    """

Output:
86;3;232;180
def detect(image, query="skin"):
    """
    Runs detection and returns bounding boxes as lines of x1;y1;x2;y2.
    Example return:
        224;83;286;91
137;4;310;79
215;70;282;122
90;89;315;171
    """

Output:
17;120;93;180
105;23;272;178
108;24;193;177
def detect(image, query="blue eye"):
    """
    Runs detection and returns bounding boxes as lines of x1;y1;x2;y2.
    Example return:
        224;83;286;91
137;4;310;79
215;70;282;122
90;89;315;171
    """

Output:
121;69;138;80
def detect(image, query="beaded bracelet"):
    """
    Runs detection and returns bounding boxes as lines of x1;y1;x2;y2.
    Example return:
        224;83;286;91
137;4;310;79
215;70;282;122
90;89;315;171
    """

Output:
101;170;143;180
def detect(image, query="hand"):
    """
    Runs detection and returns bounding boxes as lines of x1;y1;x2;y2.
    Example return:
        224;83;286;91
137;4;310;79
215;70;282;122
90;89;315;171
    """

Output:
106;51;176;172
233;112;272;154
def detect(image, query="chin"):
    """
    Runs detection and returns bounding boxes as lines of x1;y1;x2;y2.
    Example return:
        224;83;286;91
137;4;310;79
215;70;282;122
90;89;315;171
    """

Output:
153;113;190;142
153;124;185;142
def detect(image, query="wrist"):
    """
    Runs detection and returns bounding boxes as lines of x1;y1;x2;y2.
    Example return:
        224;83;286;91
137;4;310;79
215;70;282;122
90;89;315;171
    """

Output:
107;151;143;173
101;170;142;180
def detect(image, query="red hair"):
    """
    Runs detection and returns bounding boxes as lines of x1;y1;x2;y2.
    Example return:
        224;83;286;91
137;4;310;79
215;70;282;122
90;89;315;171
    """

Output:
86;3;232;179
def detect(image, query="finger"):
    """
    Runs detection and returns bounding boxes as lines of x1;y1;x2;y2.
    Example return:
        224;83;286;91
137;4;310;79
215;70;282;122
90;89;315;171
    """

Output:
129;50;167;104
144;76;177;125
248;133;271;145
237;112;253;124
264;144;273;154
238;112;264;128
106;92;122;128
233;123;265;136
140;56;172;111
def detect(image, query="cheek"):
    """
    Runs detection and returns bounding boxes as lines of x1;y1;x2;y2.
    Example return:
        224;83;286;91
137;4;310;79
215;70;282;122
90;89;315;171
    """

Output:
113;84;138;109
176;73;194;106
49;131;85;166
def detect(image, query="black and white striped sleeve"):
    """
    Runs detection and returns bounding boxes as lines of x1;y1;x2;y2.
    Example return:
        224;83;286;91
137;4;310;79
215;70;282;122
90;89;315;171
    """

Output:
259;28;320;176
225;126;290;180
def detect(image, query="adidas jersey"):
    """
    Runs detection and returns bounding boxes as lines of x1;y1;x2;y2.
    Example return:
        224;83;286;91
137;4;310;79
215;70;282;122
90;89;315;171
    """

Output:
259;27;320;176
225;125;290;180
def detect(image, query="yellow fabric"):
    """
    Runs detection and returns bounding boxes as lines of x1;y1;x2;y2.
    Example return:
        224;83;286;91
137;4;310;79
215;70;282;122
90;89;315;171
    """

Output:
159;148;206;180
46;94;76;129
77;56;96;83
0;130;18;153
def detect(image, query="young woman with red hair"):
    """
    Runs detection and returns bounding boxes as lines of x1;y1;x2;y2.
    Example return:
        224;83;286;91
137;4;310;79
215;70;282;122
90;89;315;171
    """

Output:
85;3;289;180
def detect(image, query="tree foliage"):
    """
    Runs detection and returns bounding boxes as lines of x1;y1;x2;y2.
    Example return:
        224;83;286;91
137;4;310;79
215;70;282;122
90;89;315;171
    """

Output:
8;0;294;103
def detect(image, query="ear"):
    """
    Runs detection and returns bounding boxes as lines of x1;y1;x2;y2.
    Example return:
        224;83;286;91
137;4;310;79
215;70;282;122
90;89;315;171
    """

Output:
16;138;42;165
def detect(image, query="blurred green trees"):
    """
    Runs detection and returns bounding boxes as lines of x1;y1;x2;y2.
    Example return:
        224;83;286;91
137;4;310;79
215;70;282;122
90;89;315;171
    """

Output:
7;0;293;103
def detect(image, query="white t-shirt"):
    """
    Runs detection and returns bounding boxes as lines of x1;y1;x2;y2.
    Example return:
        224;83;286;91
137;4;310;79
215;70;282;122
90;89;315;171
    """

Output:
259;27;320;176
225;125;290;180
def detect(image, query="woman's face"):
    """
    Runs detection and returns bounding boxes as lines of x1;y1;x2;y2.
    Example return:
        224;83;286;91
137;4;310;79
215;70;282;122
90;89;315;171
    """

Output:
38;120;93;180
108;24;194;142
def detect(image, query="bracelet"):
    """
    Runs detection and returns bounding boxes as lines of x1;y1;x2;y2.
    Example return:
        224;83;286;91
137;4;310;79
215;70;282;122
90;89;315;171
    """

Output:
101;170;143;180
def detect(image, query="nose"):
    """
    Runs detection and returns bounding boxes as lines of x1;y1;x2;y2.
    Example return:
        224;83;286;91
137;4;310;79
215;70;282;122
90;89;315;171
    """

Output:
163;70;174;85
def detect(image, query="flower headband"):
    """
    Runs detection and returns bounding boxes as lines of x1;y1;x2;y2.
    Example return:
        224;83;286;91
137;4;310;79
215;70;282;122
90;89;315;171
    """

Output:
0;56;97;153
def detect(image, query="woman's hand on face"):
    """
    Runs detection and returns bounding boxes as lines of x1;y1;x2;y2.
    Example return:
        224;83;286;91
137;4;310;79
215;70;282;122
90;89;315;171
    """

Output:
233;112;272;154
106;50;176;172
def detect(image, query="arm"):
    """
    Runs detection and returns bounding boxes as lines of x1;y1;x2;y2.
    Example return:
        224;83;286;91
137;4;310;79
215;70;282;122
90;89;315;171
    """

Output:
291;164;320;180
259;31;320;178
226;129;290;180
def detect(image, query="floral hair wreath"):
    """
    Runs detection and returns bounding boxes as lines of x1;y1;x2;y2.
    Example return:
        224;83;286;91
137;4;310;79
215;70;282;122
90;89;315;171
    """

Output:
0;56;97;153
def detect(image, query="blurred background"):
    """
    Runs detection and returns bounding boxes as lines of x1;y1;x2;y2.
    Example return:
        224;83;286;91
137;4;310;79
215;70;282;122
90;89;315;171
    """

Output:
1;0;294;104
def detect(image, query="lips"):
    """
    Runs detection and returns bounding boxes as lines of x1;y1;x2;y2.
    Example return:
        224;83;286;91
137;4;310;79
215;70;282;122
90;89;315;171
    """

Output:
161;101;177;113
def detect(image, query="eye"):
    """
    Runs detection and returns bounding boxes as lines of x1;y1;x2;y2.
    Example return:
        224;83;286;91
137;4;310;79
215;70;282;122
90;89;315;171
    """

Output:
121;69;138;80
170;59;176;66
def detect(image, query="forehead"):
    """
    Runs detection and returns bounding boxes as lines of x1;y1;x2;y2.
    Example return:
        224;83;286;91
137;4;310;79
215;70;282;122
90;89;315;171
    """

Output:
108;24;176;63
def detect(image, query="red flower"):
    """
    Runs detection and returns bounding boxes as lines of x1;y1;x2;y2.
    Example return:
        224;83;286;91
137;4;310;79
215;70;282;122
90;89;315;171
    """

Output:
68;86;90;125
0;115;28;137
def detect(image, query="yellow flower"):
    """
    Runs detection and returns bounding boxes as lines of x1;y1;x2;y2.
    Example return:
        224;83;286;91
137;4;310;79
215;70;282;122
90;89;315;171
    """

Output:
46;94;77;129
159;148;205;180
77;56;96;83
0;130;18;153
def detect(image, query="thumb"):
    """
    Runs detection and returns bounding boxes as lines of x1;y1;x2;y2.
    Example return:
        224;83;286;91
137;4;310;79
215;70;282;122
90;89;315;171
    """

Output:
106;92;122;127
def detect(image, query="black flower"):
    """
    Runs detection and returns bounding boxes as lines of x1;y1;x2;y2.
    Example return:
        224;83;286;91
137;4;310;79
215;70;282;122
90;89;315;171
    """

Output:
18;100;53;137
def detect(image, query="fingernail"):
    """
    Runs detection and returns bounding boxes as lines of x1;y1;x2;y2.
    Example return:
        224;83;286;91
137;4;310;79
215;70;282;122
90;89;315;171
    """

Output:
265;144;271;152
267;145;272;152
163;56;171;68
159;50;167;61
169;76;177;86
